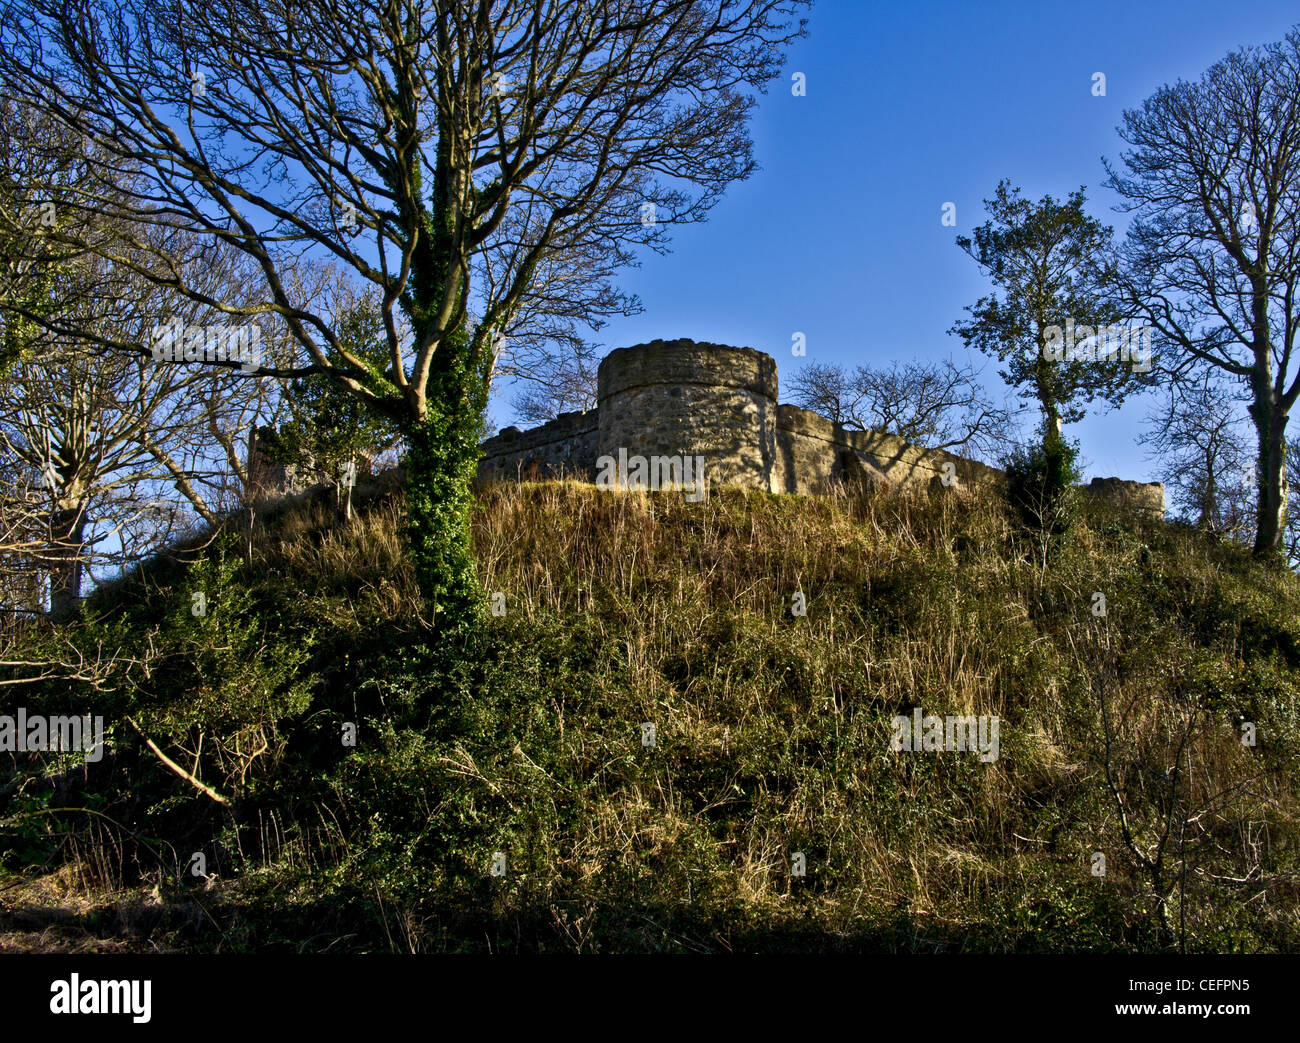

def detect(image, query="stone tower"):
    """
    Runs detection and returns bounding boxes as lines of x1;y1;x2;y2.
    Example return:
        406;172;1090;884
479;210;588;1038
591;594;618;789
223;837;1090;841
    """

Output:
596;340;779;491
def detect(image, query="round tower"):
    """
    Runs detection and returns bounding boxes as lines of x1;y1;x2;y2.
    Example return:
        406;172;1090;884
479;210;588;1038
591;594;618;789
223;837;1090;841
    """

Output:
596;339;779;492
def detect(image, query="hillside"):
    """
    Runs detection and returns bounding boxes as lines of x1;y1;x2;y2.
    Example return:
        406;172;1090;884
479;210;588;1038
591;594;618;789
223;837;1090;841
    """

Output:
2;478;1299;952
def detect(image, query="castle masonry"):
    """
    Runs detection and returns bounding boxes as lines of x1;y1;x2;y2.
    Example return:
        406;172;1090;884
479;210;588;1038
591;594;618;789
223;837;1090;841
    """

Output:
597;342;778;491
476;338;1164;516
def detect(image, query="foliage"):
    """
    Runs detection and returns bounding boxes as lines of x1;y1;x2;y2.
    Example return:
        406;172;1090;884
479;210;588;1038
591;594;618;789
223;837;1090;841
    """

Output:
259;299;400;517
951;180;1149;445
1003;424;1081;536
3;479;1298;953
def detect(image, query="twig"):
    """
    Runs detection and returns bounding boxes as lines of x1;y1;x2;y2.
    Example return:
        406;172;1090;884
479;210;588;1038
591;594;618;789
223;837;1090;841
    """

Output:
125;716;230;805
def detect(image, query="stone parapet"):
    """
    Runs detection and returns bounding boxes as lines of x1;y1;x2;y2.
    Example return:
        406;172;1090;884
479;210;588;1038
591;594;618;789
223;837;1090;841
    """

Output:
1081;476;1165;518
477;409;599;482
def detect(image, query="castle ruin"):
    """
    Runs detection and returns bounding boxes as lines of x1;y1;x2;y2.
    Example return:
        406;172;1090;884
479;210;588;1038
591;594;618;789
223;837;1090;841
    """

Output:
477;338;1166;516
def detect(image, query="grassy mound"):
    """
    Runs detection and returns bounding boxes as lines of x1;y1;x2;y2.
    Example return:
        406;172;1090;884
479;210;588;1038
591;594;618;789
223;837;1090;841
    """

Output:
3;478;1298;952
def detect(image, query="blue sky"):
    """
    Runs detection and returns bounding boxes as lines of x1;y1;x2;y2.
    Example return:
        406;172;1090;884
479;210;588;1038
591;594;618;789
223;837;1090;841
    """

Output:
492;0;1300;484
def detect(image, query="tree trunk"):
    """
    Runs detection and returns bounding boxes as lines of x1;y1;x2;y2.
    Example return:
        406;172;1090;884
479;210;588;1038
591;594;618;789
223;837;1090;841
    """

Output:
399;96;492;629
1031;319;1062;446
1199;445;1216;528
1250;392;1288;559
402;316;494;629
48;502;86;619
405;407;483;629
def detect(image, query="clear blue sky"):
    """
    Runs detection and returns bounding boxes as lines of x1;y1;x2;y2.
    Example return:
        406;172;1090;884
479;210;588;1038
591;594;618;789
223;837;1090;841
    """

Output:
492;0;1300;484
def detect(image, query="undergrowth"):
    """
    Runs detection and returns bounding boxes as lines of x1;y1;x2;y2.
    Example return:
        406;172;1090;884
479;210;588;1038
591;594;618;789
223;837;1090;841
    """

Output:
2;477;1298;952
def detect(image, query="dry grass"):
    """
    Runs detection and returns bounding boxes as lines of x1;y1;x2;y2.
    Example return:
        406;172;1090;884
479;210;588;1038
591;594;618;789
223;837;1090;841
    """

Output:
5;475;1299;951
453;481;1300;949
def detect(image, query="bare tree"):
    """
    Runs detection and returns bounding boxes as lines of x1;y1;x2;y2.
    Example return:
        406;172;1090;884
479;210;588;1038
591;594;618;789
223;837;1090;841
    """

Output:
785;360;854;425
0;458;50;620
1106;28;1300;560
509;339;600;424
0;77;318;603
1140;373;1254;535
0;0;810;628
0;107;283;614
786;358;1015;458
0;321;281;615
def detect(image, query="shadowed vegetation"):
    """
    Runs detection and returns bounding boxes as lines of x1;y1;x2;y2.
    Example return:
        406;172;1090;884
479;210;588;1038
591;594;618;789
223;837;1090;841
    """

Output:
2;477;1298;952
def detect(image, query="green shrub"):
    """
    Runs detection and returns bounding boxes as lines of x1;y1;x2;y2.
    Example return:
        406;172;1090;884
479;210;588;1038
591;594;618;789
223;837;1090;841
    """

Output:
1003;425;1081;536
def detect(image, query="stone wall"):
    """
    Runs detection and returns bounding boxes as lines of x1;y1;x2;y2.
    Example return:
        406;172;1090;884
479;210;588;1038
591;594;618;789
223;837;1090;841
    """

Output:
770;404;844;494
476;408;599;483
769;405;1002;495
841;427;1004;491
475;338;1163;517
1081;477;1165;519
